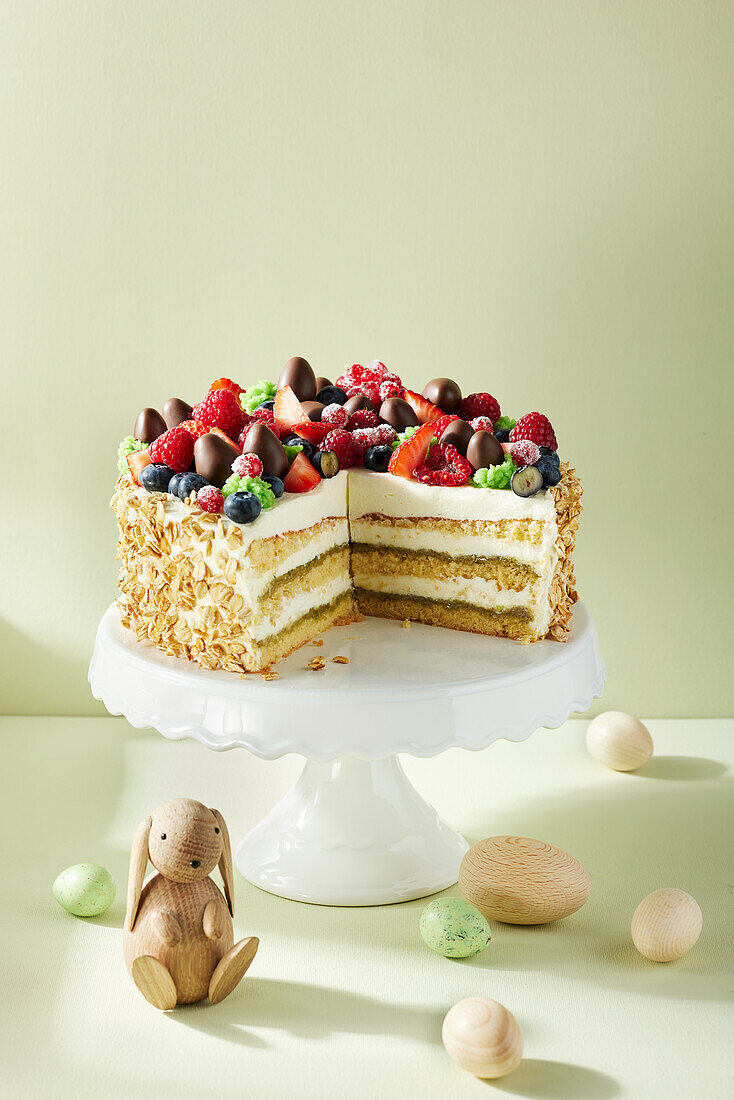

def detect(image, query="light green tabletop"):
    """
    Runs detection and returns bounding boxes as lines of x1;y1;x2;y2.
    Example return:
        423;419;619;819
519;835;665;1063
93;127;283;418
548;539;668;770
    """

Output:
2;717;732;1099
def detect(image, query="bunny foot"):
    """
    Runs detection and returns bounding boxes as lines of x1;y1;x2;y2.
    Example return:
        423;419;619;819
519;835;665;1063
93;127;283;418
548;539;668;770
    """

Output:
131;955;178;1010
209;936;259;1005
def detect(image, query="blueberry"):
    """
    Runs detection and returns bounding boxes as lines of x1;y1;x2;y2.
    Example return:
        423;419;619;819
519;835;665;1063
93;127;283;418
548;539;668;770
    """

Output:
316;449;340;478
141;463;174;493
494;429;511;443
511;465;544;497
535;457;561;486
176;473;209;501
363;444;392;473
315;385;347;406
168;472;186;497
261;474;284;498
298;439;318;461
224;491;262;524
539;446;560;465
255;399;275;410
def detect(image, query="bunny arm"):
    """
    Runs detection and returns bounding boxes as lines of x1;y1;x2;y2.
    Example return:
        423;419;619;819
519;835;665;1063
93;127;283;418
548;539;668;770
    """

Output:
203;898;228;941
149;908;183;946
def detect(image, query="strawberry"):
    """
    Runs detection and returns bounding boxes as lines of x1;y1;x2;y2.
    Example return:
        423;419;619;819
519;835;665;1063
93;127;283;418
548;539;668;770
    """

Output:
178;419;210;440
126;449;151;485
293;421;331;445
208;377;243;400
402;389;442;424
273;385;310;433
387;422;436;478
209;426;241;452
282;452;321;493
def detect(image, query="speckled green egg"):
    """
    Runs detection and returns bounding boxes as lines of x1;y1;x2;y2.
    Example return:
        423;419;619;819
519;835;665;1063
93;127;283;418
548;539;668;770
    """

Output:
420;897;491;958
53;863;115;917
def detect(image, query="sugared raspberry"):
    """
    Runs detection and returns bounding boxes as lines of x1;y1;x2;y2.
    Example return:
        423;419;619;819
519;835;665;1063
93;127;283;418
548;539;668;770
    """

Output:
470;416;494;432
434;414;460;439
378;379;402;401
192;389;245;436
347;409;379;431
458;392;501;424
319;429;357;468
415;442;471;486
232;453;264;478
322;403;350;429
148;425;194;473
373;423;398;445
509;412;557;451
351;428;376;457
196;486;224;513
509;439;541;467
336;361;403;409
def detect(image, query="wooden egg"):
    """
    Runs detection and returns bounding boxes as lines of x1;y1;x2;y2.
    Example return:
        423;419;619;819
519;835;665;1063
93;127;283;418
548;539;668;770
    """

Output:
586;711;653;771
459;835;590;925
442;997;523;1079
631;888;702;962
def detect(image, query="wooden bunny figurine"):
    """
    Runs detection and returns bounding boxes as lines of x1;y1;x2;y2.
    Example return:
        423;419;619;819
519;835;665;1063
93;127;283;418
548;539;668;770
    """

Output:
123;798;259;1010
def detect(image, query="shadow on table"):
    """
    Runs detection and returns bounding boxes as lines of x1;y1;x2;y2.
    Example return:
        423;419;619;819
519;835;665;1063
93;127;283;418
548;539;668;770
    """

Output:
491;1059;620;1099
630;755;727;781
172;976;444;1047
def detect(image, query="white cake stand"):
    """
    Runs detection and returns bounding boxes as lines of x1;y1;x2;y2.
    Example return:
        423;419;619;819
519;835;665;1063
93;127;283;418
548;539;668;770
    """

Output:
89;603;604;906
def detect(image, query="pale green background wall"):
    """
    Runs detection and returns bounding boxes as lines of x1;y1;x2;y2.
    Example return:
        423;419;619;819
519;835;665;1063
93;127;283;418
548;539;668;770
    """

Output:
1;1;732;716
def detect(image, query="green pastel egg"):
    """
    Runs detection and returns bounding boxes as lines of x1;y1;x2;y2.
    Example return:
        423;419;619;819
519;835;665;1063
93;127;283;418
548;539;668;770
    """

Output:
420;897;491;958
53;863;116;918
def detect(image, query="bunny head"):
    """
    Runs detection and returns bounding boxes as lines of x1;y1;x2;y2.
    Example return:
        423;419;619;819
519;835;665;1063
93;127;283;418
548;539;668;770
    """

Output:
125;798;234;931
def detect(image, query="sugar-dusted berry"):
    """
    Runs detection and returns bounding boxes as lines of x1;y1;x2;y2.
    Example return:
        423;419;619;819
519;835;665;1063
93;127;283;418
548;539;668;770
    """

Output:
509;439;541;467
232;453;264;478
347;409;379;431
321;403;350;429
470;416;494;433
196;485;224;513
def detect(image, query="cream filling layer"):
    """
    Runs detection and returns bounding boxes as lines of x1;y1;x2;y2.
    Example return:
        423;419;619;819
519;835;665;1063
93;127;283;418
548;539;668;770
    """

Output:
353;573;536;611
349;518;552;568
248;575;352;642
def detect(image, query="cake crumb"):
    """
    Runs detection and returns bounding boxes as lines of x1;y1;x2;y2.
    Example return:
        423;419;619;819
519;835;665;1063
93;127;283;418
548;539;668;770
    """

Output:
308;656;326;671
309;639;324;647
261;671;279;681
401;619;411;629
331;655;349;664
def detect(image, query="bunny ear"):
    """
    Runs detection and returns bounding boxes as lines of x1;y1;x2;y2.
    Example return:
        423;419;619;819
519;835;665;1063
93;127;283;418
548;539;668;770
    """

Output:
211;809;234;917
124;815;152;932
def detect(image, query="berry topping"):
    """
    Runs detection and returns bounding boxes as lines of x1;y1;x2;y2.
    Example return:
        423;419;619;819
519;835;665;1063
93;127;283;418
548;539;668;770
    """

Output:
191;389;245;436
293;420;332;445
378;378;402;401
321;403;350;429
458;392;501;424
511;465;544;497
433;414;461;439
493;428;511;443
126;449;152;485
319;428;357;468
402;388;443;424
208;377;243;400
140;463;174;493
261;474;285;498
167;472;186;497
351;424;397;457
224;491;262;524
536;456;561;487
509;412;557;451
251;406;278;430
387;421;435;478
346;409;379;431
149;425;195;473
415;442;472;487
470;416;494;433
315;449;341;478
196;485;224;513
282;452;321;493
178;419;211;440
315;385;347;406
363;444;393;472
335;361;403;408
232;453;264;478
273;384;310;433
509;439;541;467
176;472;209;502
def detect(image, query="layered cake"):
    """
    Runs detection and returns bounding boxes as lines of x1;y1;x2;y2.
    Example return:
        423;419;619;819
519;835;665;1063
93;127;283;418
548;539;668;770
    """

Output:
112;358;581;673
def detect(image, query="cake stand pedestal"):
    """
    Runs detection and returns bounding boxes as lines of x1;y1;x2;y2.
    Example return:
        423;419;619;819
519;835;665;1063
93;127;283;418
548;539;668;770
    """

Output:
90;603;604;906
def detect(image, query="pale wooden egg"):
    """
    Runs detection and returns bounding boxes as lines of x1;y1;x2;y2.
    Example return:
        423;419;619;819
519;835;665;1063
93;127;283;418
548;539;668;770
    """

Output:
631;888;702;962
442;996;523;1079
586;711;653;771
459;835;590;925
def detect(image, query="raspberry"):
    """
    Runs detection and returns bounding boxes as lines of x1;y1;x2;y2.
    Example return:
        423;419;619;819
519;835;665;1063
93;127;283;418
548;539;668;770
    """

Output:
458;392;501;424
509;439;541;467
319;429;357;468
252;407;278;430
237;415;258;447
415;442;471;486
148;425;194;473
352;424;398;456
470;416;494;432
378;379;402;401
347;409;379;431
509;412;558;451
372;423;398;446
196;486;224;513
336;361;403;409
434;414;460;439
192;389;245;436
232;453;264;478
322;403;350;429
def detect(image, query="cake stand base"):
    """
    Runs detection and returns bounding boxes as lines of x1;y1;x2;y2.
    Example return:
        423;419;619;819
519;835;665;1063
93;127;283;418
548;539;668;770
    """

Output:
235;756;468;906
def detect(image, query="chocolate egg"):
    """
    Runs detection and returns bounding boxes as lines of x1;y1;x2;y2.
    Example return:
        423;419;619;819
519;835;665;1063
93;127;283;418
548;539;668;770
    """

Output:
162;397;193;430
314;376;332;393
440;419;475;456
194;433;240;488
241;422;289;479
301;400;325;422
278;357;317;402
379;397;420;431
422;377;462;414
466;430;505;472
134;407;167;444
343;393;375;416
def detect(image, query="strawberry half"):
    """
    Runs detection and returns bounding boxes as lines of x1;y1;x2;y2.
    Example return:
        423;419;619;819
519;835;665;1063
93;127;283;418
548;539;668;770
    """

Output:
178;419;210;440
209;426;241;452
282;452;321;493
126;449;151;485
293;421;331;445
273;385;310;433
387;422;435;479
402;389;442;424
